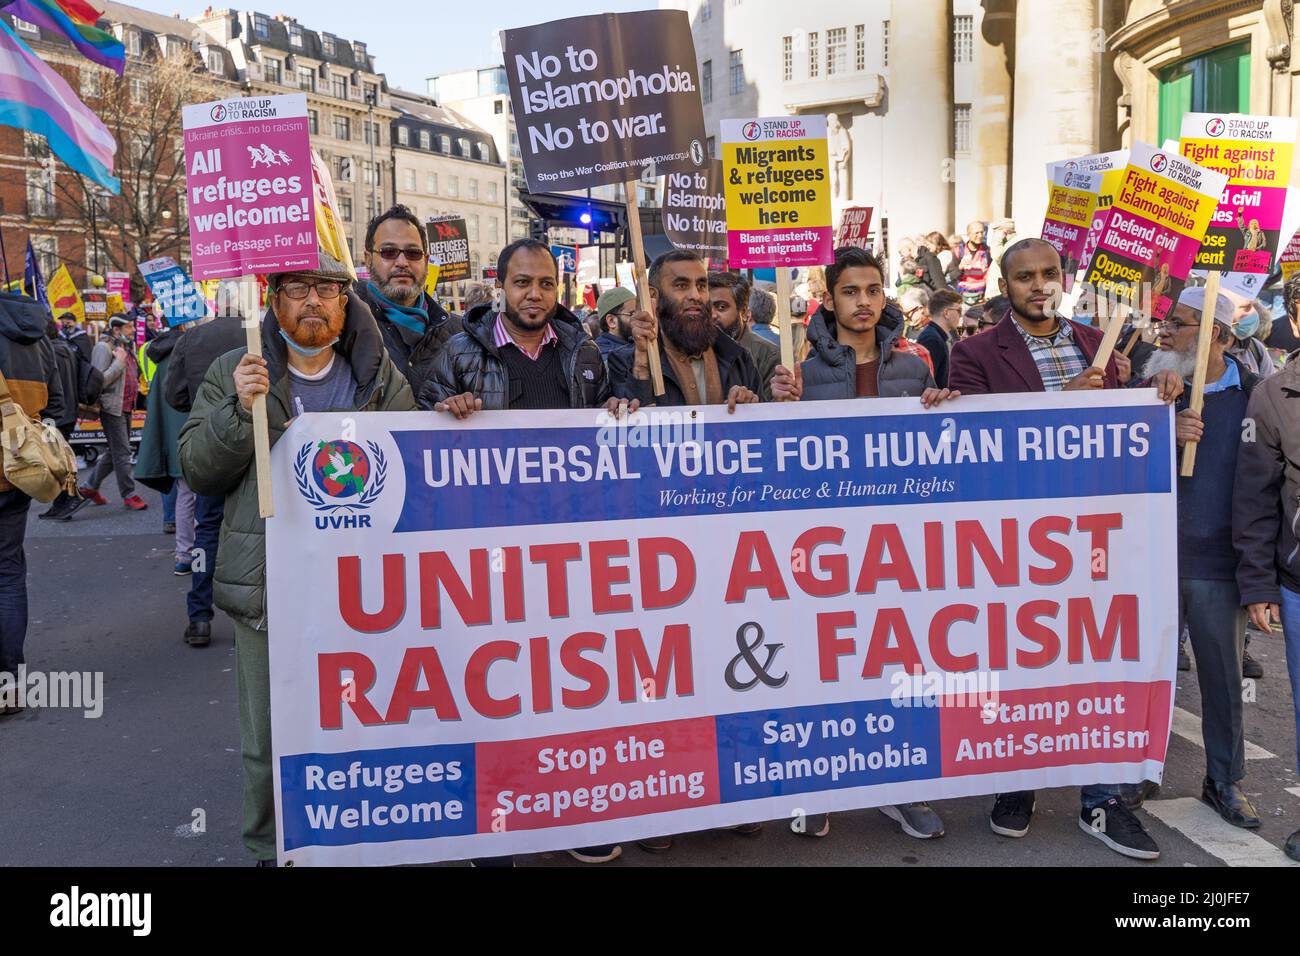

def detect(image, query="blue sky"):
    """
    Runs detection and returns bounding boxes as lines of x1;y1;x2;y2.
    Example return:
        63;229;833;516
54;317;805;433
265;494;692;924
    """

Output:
149;1;657;93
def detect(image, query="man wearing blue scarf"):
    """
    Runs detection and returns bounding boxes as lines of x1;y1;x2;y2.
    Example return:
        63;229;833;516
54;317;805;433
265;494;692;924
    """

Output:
354;204;462;397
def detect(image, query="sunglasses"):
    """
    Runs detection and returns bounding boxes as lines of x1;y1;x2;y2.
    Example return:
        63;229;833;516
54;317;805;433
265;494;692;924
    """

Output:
278;280;344;299
369;246;426;262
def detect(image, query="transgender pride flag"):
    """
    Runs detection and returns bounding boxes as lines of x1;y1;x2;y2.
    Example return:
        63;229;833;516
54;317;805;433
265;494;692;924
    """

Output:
0;17;117;191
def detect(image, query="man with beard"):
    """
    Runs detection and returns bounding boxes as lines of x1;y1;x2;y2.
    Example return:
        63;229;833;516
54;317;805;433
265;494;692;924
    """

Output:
609;250;761;410
354;205;461;397
949;237;1184;860
419;239;608;415
1138;287;1261;830
418;238;623;867
178;263;414;864
709;271;778;400
594;286;636;358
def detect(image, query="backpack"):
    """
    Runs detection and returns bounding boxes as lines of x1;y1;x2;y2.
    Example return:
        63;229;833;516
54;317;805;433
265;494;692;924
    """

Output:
0;366;78;501
73;341;104;409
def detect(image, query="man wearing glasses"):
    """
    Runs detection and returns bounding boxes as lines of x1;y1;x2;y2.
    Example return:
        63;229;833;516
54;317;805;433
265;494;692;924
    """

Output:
594;286;637;358
178;257;415;866
355;205;462;398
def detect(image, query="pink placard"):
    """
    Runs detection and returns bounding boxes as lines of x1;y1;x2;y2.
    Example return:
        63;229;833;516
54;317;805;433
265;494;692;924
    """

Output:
183;94;317;280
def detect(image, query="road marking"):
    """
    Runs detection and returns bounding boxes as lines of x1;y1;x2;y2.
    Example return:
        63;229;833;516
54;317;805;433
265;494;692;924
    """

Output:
1171;707;1276;760
1145;798;1299;867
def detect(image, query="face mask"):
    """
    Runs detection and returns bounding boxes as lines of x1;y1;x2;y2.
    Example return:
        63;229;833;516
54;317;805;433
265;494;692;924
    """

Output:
278;328;337;356
1233;311;1260;339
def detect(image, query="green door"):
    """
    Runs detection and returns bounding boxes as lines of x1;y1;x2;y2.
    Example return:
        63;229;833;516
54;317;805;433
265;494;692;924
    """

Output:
1157;40;1251;145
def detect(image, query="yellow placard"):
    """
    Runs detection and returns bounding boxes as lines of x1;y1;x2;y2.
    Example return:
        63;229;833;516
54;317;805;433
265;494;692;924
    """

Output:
723;137;831;231
46;265;85;324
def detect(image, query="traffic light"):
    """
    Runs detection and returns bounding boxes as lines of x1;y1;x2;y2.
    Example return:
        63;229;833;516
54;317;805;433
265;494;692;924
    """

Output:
529;218;548;244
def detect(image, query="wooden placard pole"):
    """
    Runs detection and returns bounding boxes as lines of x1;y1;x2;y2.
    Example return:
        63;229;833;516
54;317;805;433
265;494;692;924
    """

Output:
774;267;796;372
1090;291;1128;373
244;302;274;519
624;179;665;397
1180;270;1222;478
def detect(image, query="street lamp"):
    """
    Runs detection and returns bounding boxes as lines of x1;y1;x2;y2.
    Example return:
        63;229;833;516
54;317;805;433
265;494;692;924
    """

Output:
365;88;378;217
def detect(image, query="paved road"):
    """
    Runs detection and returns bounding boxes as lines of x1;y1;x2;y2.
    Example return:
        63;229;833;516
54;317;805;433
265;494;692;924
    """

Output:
2;476;1298;866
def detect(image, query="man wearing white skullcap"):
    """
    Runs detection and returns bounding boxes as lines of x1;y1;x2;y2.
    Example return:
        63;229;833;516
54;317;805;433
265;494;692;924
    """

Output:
1146;284;1263;830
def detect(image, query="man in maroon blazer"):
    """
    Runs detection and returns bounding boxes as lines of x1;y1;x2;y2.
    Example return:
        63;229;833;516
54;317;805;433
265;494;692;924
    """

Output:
949;238;1183;861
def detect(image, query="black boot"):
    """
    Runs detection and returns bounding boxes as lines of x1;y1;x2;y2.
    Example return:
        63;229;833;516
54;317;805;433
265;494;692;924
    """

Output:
184;621;212;647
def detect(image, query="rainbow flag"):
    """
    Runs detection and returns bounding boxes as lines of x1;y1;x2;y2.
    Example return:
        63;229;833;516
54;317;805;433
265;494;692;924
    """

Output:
1;0;123;74
55;0;102;25
0;19;118;191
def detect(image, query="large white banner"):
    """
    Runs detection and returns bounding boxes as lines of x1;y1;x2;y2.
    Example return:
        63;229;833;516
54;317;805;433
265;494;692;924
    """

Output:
266;392;1177;865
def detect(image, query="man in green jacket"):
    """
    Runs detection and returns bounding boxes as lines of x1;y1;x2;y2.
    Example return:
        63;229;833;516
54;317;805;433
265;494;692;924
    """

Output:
178;266;414;865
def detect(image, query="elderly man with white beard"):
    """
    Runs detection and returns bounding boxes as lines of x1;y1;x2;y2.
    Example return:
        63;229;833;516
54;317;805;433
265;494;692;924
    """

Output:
1141;285;1262;829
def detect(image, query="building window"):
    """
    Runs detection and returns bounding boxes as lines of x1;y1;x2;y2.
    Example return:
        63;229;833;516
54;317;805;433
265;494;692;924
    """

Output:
207;51;223;75
32;236;57;278
468;179;478;200
364;122;380;146
130;77;147;105
307;109;319;135
954;103;971;153
419;130;430;150
322;34;336;57
808;32;819;78
364;82;377;104
729;50;743;95
298;67;315;92
340;196;352;221
403;169;416;191
827;27;846;76
125;30;141;56
334;116;350;140
488;216;498;242
289;24;303;49
1157;41;1251;146
440;134;450;153
702;60;712;104
486;181;497;202
478;143;490;162
954;15;973;64
336;156;353;182
782;37;792;82
855;24;865;72
427;173;438;194
24;131;48;159
494;100;503;114
331;75;348;100
254;14;269;39
80;70;101;99
354;41;367;60
27;169;55;218
458;136;471;156
882;21;890;68
467;215;479;241
706;135;716;157
264;58;281;84
363;161;378;186
398;126;409;146
448;175;459;197
701;0;711;21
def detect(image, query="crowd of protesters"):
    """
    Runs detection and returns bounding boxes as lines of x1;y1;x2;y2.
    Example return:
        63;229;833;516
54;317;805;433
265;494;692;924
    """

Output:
2;204;1299;868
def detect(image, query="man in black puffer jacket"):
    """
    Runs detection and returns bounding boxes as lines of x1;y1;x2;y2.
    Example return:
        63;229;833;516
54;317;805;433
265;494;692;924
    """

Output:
354;205;462;398
418;239;608;413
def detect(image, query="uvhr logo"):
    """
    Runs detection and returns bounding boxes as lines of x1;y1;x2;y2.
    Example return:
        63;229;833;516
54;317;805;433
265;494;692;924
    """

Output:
295;439;386;529
210;103;228;122
1149;153;1168;173
742;121;761;141
1205;116;1226;137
